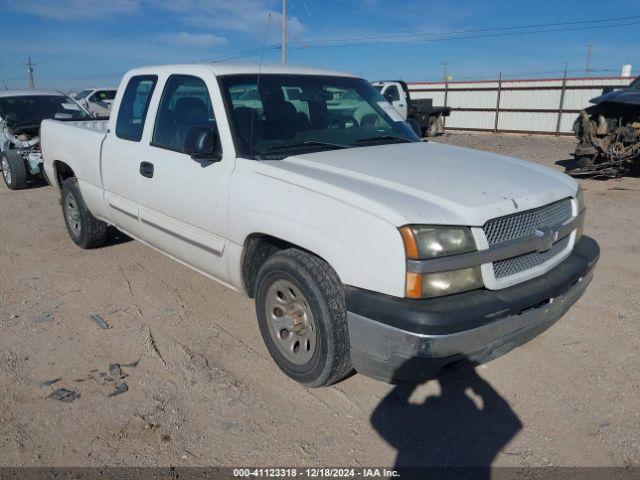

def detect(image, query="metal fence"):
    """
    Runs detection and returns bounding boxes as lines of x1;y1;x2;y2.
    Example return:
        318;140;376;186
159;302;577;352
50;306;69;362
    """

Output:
408;76;634;135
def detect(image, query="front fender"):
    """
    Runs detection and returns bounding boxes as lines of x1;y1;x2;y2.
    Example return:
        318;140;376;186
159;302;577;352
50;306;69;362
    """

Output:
230;165;407;297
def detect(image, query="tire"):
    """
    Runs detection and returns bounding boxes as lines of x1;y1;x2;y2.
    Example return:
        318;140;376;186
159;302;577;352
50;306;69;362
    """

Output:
61;177;108;249
1;152;28;190
255;248;352;387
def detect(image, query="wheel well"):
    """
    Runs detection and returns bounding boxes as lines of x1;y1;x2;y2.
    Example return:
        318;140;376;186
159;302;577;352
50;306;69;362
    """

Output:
53;161;75;188
242;234;319;298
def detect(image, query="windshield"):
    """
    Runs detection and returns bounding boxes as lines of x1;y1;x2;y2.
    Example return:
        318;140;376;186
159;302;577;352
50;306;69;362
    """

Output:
219;74;420;159
0;95;91;127
77;89;93;99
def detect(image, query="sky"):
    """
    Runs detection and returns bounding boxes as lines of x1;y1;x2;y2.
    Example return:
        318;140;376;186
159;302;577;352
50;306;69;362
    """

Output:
0;0;639;91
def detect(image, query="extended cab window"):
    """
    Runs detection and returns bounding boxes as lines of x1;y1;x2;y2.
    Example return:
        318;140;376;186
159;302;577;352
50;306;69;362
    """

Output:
152;75;215;152
116;75;157;142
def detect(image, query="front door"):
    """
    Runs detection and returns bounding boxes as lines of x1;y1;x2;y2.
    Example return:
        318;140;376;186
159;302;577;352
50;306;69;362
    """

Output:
383;83;407;119
136;74;233;282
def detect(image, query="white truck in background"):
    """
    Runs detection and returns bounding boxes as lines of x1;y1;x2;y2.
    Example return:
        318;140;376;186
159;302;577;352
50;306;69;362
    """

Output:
372;80;451;137
41;64;598;386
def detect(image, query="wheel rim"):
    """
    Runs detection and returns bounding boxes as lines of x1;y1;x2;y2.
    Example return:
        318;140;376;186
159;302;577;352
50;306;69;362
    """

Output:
264;279;317;365
64;192;82;237
1;157;11;185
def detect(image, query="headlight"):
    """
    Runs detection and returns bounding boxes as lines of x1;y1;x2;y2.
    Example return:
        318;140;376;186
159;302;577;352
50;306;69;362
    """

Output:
575;186;585;213
400;225;483;299
399;225;476;259
406;267;483;299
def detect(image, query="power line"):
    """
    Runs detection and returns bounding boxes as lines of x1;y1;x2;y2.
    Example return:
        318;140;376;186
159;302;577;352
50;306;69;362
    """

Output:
288;20;640;50
322;0;411;31
296;14;640;46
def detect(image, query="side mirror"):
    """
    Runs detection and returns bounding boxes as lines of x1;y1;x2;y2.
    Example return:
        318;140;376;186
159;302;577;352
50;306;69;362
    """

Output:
184;126;221;164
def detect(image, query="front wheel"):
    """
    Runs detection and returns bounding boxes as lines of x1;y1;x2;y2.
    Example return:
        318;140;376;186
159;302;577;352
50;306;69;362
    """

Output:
1;153;28;190
61;178;108;249
255;249;352;387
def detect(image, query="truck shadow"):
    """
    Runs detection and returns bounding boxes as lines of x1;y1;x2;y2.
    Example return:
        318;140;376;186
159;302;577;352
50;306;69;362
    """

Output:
370;359;522;478
555;158;578;172
105;226;132;247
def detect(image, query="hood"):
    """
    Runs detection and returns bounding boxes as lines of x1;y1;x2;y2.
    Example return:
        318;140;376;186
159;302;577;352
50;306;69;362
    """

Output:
253;142;577;227
589;88;640;107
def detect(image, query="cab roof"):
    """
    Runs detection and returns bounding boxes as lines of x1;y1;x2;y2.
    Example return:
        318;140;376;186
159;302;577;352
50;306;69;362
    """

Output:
125;63;358;79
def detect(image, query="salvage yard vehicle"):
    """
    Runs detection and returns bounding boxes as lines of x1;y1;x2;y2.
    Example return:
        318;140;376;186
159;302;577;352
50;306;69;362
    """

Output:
372;80;451;137
72;88;117;118
41;64;598;386
572;76;640;178
0;90;91;190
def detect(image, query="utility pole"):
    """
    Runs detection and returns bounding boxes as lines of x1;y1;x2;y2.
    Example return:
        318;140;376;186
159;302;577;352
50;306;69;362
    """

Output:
282;0;287;64
585;42;592;77
23;55;37;89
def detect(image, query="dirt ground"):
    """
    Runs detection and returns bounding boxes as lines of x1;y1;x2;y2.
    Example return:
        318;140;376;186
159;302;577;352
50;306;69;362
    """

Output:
0;132;639;468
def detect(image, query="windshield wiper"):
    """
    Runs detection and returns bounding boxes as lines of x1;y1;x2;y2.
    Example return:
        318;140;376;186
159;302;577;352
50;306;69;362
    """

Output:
354;135;413;144
265;140;350;152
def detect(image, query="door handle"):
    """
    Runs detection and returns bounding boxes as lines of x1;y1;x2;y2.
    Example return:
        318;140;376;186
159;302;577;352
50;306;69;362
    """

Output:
139;161;154;178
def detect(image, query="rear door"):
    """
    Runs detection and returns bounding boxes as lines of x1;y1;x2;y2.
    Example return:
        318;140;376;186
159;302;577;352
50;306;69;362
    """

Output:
136;73;233;282
101;74;158;239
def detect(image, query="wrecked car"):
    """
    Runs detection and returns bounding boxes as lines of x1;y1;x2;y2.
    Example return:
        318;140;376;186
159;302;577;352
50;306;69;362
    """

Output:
0;90;91;190
572;76;640;178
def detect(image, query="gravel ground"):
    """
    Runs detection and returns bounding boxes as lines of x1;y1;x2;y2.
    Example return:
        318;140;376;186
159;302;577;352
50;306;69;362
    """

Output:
0;132;639;468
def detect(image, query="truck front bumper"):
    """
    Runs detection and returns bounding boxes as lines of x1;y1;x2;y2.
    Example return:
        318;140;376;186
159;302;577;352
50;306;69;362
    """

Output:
346;236;599;382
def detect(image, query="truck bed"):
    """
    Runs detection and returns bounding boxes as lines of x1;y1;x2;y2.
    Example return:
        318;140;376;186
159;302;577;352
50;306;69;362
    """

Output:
62;120;109;133
40;119;108;194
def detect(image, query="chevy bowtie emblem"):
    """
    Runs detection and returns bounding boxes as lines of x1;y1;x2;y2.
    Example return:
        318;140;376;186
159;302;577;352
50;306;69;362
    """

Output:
534;228;559;253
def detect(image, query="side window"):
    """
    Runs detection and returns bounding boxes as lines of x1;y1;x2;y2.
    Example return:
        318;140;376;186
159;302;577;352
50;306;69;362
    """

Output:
115;75;158;142
152;75;215;152
385;85;400;102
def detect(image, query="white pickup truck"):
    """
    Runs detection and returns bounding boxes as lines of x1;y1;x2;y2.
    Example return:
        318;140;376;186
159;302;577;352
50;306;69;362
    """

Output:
41;64;599;386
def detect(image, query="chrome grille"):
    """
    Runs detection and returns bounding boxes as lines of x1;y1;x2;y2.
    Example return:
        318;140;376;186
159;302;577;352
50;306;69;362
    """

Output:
483;198;573;279
484;198;573;246
492;236;570;278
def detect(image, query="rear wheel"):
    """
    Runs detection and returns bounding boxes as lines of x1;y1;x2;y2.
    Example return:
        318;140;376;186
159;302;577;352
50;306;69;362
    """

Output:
61;178;108;249
1;153;28;190
255;249;352;387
